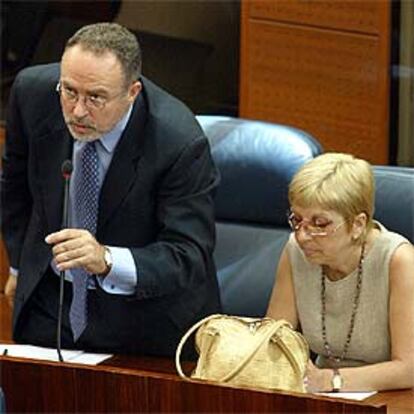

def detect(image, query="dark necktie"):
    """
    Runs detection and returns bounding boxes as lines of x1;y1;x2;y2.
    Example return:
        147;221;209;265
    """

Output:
69;141;99;341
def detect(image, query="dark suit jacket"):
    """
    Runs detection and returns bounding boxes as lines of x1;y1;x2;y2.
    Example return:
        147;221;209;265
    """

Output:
1;63;221;355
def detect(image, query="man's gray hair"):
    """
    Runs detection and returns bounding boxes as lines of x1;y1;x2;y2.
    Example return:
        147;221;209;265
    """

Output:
65;22;142;85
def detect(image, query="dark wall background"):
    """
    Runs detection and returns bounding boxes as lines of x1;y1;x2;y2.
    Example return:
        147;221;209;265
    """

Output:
1;0;240;120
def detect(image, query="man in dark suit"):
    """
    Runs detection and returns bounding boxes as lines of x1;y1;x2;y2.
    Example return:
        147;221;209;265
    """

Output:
1;22;221;357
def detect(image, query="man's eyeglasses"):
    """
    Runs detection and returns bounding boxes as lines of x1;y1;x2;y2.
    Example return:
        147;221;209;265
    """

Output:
287;211;347;237
56;82;121;111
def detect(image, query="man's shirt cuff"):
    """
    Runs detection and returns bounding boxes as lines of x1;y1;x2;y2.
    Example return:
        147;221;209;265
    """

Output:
99;246;137;294
9;267;18;277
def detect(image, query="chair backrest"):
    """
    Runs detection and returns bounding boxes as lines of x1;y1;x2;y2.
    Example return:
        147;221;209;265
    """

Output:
197;115;323;316
373;166;414;243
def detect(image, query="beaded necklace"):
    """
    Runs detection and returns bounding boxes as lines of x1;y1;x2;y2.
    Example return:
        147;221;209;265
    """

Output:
321;242;366;365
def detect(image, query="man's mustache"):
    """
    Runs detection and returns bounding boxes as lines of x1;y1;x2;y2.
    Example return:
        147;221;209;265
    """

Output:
68;120;96;130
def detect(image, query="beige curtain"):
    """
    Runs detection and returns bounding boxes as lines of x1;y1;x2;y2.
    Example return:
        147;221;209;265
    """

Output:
397;0;414;166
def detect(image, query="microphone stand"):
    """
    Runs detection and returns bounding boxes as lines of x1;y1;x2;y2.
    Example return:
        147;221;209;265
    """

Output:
57;272;66;361
57;161;72;362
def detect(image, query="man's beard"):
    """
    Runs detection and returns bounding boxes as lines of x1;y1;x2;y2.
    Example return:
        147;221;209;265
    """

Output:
65;118;102;142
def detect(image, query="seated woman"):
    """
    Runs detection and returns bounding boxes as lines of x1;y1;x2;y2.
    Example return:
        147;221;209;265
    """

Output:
267;153;414;392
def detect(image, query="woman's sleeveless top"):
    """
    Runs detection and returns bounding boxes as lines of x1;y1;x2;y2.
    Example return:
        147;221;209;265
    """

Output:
287;222;410;368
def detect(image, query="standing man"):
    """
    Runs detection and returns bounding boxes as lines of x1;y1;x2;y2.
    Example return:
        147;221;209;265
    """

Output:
1;22;221;356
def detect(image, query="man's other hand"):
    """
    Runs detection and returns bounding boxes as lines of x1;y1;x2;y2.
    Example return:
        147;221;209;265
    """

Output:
5;274;17;309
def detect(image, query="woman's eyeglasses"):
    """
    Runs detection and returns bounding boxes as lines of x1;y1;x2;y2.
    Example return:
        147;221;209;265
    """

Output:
287;211;347;237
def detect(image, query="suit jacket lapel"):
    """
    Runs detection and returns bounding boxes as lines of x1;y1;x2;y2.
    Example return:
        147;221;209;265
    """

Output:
35;128;73;234
97;95;148;234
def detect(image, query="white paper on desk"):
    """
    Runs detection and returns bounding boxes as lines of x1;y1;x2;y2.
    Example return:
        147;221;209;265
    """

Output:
0;343;112;365
70;352;113;365
315;391;377;401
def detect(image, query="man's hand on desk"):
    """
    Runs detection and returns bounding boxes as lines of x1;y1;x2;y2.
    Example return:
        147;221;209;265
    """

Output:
5;274;17;309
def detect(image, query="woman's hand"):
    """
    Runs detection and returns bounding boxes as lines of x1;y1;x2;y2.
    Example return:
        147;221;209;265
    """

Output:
304;360;332;392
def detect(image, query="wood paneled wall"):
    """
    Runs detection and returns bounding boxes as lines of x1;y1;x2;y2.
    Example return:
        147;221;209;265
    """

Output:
0;126;9;292
240;0;391;164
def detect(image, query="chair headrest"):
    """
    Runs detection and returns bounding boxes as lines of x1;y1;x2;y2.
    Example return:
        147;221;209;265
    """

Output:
373;166;414;242
197;116;323;226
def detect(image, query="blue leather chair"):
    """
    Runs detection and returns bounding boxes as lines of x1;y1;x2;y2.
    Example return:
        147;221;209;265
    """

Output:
197;116;323;317
373;166;414;243
197;116;414;318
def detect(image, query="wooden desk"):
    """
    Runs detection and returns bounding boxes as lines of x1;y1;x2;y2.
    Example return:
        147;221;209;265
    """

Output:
0;295;12;343
0;297;412;413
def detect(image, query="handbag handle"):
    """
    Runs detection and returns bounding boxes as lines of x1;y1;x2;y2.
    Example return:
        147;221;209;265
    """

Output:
218;319;283;383
176;313;224;379
270;329;305;377
217;320;307;383
176;315;306;384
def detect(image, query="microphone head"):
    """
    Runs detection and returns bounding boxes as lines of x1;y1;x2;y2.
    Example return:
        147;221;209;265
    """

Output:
61;160;73;179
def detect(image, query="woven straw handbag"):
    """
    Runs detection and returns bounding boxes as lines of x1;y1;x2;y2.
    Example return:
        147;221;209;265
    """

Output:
175;314;309;392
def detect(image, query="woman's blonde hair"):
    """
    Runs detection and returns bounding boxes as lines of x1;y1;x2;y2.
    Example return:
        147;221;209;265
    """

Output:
288;153;375;228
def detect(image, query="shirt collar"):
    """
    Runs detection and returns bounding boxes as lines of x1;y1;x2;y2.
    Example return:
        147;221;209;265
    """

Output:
97;105;133;153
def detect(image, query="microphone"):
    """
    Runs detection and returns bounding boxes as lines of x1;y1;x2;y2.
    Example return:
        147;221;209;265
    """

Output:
57;160;73;362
